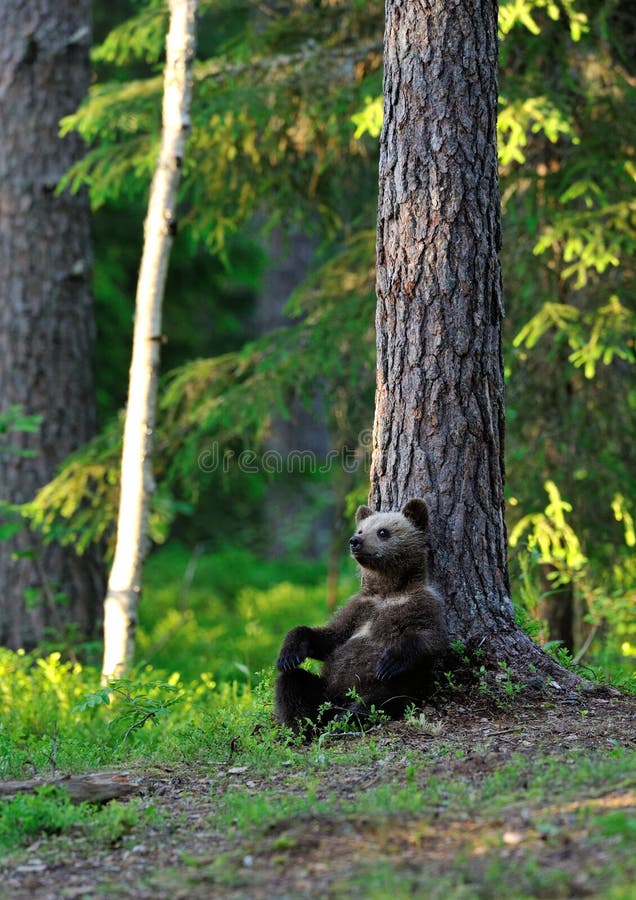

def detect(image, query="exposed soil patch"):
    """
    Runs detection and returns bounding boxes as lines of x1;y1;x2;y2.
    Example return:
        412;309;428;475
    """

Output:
2;691;635;899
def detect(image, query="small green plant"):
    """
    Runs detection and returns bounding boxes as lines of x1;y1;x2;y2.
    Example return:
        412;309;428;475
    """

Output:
513;599;543;642
77;678;184;742
498;660;523;699
544;642;576;669
342;688;390;729
443;671;458;691
450;639;470;664
296;688;393;754
478;665;495;699
404;706;445;736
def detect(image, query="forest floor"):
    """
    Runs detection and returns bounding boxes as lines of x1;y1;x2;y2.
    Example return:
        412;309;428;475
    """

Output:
2;688;635;899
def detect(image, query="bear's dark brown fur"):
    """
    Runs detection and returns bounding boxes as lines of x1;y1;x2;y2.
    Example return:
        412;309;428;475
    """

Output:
275;499;447;732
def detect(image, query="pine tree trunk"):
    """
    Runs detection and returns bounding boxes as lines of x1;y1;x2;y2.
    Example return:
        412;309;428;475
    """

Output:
369;0;575;682
102;0;197;681
0;0;104;649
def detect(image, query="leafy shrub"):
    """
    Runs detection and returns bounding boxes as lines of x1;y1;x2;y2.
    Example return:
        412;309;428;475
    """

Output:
138;543;358;682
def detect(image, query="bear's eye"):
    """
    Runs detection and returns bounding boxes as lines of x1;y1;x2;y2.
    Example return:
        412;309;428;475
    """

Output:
377;528;390;540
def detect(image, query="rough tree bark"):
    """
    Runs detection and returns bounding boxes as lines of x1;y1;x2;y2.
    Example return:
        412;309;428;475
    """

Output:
0;0;104;649
102;0;197;681
369;0;575;682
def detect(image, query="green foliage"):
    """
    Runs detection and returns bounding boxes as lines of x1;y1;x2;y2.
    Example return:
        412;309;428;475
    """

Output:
0;406;43;541
25;421;121;555
534;206;634;291
513;590;544;642
0;650;95;745
497;660;523;699
499;0;589;40
0;406;42;456
545;642;578;670
0;786;145;853
60;0;383;251
501;0;636;609
584;555;636;666
92;0;168;66
90;205;261;420
611;494;636;549
509;480;636;670
27;231;376;556
513;296;636;379
351;94;383;139
0;644;265;779
510;480;588;582
498;94;578;166
160;231;375;483
21;0;636;675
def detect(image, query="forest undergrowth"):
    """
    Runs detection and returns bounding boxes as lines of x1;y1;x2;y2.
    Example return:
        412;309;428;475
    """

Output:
1;545;634;898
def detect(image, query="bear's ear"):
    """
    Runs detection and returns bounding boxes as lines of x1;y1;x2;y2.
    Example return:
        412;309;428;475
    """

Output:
355;505;373;524
401;498;429;531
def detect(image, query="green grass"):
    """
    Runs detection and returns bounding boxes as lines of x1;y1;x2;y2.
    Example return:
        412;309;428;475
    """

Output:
0;786;149;854
0;670;633;897
139;542;358;683
1;543;634;897
0;545;355;779
203;746;636;841
160;745;636;899
0;542;633;784
0;647;283;780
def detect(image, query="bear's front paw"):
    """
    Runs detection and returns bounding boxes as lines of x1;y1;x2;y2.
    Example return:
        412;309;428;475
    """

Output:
375;650;405;681
277;649;306;672
276;626;311;672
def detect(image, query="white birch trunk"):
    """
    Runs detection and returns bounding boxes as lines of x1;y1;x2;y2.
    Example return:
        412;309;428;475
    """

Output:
102;0;197;681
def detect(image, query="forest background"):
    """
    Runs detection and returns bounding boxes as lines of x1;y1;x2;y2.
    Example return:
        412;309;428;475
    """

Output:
0;0;635;776
0;2;635;893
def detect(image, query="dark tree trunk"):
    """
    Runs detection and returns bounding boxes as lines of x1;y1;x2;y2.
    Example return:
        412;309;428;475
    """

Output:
538;572;575;653
255;228;332;561
369;0;575;682
0;0;104;649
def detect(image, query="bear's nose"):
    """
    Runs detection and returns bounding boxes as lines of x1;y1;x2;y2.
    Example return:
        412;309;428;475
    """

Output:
349;535;362;551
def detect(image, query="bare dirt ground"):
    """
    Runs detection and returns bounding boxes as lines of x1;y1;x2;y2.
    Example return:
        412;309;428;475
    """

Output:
2;689;635;899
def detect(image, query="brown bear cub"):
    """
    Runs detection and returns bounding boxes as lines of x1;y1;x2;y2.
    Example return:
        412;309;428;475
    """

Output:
275;498;447;732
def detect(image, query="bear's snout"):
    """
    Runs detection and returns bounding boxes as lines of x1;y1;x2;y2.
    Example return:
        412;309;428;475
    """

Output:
349;535;362;552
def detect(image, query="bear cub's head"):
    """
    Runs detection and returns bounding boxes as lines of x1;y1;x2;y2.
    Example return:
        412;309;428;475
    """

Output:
349;498;430;581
